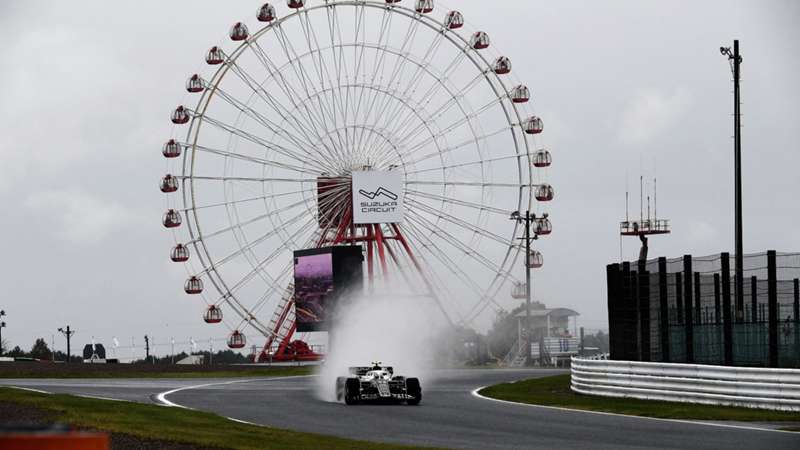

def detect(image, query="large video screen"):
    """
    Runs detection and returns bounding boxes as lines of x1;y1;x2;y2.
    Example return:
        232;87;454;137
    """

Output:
294;246;363;332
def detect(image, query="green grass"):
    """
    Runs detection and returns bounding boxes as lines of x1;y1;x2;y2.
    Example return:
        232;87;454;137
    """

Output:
0;365;314;379
479;374;800;424
0;387;440;450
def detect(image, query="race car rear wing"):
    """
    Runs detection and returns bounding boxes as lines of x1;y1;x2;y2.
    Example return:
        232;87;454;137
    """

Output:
348;366;394;376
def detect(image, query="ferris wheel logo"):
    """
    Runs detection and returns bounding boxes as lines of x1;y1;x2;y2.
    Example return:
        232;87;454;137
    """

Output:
358;187;399;201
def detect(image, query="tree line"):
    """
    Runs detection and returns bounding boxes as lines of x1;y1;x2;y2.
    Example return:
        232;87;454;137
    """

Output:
0;337;250;364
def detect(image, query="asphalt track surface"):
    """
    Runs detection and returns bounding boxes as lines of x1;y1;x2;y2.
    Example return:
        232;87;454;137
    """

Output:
2;369;799;449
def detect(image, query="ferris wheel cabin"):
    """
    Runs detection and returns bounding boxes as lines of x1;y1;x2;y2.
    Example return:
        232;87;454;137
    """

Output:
206;46;225;65
257;3;277;22
203;305;223;324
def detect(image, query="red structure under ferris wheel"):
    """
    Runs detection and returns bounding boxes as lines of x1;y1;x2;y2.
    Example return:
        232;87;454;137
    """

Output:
161;0;554;362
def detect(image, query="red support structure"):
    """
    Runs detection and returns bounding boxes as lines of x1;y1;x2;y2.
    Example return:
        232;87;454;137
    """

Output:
256;207;455;361
374;224;390;278
367;224;375;289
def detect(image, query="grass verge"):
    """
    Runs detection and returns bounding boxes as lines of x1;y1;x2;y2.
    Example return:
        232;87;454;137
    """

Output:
0;363;314;379
479;374;800;425
0;387;439;450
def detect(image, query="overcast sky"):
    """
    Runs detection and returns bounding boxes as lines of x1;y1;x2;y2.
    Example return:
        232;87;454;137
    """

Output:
1;1;798;358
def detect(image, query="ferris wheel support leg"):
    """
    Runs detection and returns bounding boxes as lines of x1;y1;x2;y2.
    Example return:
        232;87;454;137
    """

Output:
391;224;455;327
274;323;297;360
374;224;390;279
383;240;416;289
367;225;375;291
332;206;353;245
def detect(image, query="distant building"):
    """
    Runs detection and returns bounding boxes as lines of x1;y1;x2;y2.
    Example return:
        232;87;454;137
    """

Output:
177;354;204;365
506;307;580;367
83;343;106;363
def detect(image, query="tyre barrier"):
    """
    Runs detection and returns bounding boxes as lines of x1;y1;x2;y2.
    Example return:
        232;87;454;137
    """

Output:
570;357;800;411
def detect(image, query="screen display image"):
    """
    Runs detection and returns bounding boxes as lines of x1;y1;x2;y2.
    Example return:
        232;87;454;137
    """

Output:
293;246;364;332
294;252;334;331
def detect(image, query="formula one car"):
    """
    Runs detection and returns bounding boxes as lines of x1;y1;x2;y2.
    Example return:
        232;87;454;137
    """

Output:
336;363;422;405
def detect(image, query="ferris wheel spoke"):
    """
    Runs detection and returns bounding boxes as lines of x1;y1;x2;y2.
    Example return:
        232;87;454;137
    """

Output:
342;2;367;153
375;52;473;152
197;113;333;173
367;32;448;154
404;197;512;247
353;11;421;155
187;143;318;175
247;224;321;317
369;71;487;168
206;83;319;159
387;69;484;148
272;24;345;157
205;208;315;274
300;11;352;153
407;180;527;188
403;216;509;319
244;42;336;153
181;191;299;213
348;8;393;155
405;189;510;216
294;16;351;156
196;197;311;242
348;5;394;148
399;220;490;320
394;95;502;157
226;215;318;295
404;209;510;277
222;57;335;160
404;129;515;168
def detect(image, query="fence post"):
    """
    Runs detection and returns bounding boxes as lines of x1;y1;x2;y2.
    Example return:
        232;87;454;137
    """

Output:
621;262;636;360
638;260;651;361
694;272;702;324
751;276;758;323
607;263;621;360
767;251;778;367
794;278;799;365
659;257;669;362
676;272;683;325
714;273;721;324
722;252;733;365
683;255;694;363
630;266;640;361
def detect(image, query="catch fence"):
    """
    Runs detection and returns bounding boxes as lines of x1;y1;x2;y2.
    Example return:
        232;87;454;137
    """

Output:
607;251;800;368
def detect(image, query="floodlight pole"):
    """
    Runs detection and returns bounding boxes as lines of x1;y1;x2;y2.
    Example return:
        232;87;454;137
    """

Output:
721;40;744;320
733;40;744;321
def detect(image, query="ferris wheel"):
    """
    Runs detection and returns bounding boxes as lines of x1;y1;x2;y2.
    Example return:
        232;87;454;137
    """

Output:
161;0;553;360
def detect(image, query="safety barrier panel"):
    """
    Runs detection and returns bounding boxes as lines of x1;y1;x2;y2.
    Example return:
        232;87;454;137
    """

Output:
571;357;800;411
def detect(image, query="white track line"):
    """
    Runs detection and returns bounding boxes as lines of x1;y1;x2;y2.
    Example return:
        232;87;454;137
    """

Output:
155;375;315;409
8;386;52;395
470;386;798;435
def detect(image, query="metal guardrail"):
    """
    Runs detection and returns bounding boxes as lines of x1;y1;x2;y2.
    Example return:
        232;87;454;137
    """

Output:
570;357;800;411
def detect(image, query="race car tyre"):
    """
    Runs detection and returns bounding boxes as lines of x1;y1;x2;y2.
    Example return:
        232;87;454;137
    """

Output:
405;378;422;405
335;377;347;402
344;377;360;405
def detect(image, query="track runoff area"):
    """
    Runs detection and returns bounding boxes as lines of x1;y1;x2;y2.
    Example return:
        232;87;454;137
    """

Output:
3;368;798;450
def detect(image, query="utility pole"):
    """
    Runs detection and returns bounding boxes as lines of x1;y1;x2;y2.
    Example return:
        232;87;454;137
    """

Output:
144;335;150;363
510;211;546;365
58;326;75;363
0;310;6;356
720;41;744;321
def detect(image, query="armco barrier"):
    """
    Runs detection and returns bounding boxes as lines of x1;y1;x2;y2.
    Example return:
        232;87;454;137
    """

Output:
570;357;800;411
